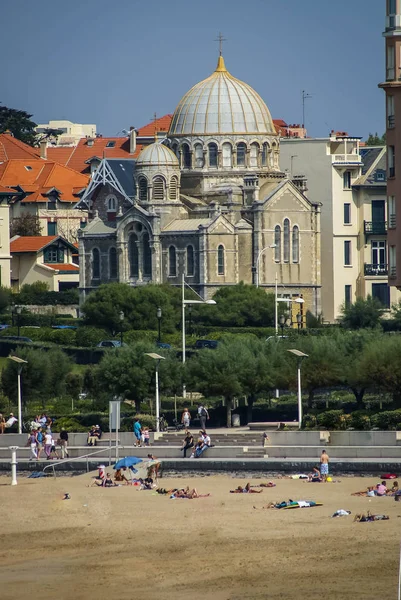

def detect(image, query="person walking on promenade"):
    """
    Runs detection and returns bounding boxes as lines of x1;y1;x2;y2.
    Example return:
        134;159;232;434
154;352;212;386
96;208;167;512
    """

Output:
59;428;69;458
36;427;43;460
28;430;38;460
181;408;191;428
320;449;330;482
133;418;142;447
198;404;209;431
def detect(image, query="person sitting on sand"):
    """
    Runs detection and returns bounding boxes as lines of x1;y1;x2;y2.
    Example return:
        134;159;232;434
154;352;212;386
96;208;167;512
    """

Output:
375;482;388;496
354;511;389;522
114;469;131;485
103;473;117;487
352;486;375;497
307;467;322;482
388;481;399;495
230;483;263;494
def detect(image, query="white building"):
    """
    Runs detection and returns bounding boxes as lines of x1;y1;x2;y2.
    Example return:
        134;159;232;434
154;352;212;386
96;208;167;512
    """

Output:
35;120;96;146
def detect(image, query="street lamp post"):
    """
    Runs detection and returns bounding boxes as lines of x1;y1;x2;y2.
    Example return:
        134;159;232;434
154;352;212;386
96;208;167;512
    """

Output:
119;311;124;345
16;306;22;337
157;307;162;344
145;353;166;432
8;356;28;434
181;274;216;398
287;349;308;430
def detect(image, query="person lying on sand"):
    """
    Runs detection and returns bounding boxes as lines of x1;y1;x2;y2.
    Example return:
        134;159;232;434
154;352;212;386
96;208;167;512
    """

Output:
351;486;376;497
354;511;389;522
230;483;263;494
171;486;211;499
250;481;276;488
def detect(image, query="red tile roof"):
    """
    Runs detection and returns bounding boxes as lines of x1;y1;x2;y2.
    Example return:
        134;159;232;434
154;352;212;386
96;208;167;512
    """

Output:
44;263;79;272
0;159;89;203
137;114;173;137
10;235;57;253
0;133;40;163
46;146;75;165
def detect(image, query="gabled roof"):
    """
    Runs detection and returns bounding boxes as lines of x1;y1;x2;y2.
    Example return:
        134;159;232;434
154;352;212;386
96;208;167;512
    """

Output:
354;147;386;187
0;159;89;203
76;158;135;209
10;235;77;253
0;133;40;163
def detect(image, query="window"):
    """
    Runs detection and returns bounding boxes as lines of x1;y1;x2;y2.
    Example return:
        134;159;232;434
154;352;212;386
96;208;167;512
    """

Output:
129;234;139;278
283;218;290;262
217;245;225;275
143;232;152;277
106;195;117;211
390;245;397;278
138;177;148;201
152;176;165;201
387;45;395;80
44;245;64;264
222;143;232;168
389;145;395;177
186;245;194;276
388;95;395;128
47;200;57;211
250;143;259;168
47;221;57;236
344;203;351;224
376;172;386;182
182;144;191;169
261;143;269;167
80;220;87;229
292;225;299;263
237;143;246;166
344;241;351;266
344;285;352;308
106;141;116;148
109;247;117;279
92;248;100;278
343;171;351;189
372;283;390;309
372;240;387;268
274;225;281;262
169;246;177;276
194;144;204;168
208;143;218;168
24;165;32;171
389;0;396;14
169;176;178;200
389;195;396;228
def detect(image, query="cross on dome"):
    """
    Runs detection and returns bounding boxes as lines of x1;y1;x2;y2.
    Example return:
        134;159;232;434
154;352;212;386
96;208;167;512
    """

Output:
215;32;226;57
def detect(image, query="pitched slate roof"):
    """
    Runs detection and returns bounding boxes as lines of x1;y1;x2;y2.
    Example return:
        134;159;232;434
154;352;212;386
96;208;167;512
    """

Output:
107;159;136;198
0;159;89;202
0;133;40;162
354;147;386;186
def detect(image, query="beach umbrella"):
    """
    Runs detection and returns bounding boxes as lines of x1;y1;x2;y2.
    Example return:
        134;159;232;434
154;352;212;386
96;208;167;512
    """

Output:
113;456;143;470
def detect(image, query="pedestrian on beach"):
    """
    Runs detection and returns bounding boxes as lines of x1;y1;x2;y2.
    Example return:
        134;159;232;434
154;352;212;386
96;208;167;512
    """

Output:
198;404;209;431
320;449;329;482
133;418;142;447
59;428;69;458
181;408;191;428
27;430;38;461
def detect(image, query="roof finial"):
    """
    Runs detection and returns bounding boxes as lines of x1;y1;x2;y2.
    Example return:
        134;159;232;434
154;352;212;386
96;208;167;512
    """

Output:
214;32;227;72
152;112;158;142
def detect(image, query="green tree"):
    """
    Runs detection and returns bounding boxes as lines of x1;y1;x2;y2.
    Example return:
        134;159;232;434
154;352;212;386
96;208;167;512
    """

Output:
340;296;383;329
0;106;38;146
366;132;386;146
336;330;376;408
0;286;12;312
10;214;41;237
358;336;401;406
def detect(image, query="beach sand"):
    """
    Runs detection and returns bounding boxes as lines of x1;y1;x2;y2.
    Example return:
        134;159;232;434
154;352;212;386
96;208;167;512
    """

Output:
0;471;399;600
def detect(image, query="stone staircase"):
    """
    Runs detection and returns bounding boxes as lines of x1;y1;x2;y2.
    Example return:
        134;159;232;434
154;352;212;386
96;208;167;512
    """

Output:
156;432;264;448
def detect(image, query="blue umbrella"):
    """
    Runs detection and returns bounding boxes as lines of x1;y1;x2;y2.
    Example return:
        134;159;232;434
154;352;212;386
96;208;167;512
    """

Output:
113;456;143;470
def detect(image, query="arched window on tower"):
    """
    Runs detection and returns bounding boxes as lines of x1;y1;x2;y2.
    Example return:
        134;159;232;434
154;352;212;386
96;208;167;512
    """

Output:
186;245;194;276
143;232;152;277
109;247;118;279
274;225;281;262
283;218;290;263
237;142;246;166
218;245;225;275
250;143;259;168
182;144;191;169
222;143;232;168
129;233;139;277
261;143;269;167
292;226;299;263
169;246;177;276
169;176;178;200
194;144;204;168
208;143;218;168
138;177;148;202
92;248;100;279
152;176;165;201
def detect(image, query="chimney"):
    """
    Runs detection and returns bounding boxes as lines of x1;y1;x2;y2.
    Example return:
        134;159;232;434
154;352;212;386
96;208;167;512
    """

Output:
40;140;47;159
87;138;94;147
130;127;137;154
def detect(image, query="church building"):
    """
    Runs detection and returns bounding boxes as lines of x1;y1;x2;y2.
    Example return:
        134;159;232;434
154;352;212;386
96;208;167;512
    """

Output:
77;53;322;319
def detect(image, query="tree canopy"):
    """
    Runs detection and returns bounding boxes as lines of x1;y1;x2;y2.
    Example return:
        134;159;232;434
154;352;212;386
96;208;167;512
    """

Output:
10;214;41;237
340;296;383;329
365;132;386;146
0;106;38;146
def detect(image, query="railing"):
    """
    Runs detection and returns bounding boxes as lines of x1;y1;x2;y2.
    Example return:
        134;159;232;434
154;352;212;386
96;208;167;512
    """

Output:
390;266;397;279
364;220;387;235
42;447;113;478
364;263;388;276
388;115;395;129
333;154;362;164
389;214;396;229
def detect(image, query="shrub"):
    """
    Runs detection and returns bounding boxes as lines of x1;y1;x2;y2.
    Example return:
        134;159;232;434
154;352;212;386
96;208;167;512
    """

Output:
349;411;371;430
121;413;156;431
52;417;87;432
75;327;108;348
371;410;401;430
316;410;344;430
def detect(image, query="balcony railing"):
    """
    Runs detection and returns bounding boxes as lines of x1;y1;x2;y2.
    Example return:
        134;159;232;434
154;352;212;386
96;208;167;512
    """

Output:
389;214;396;229
390;266;397;279
364;221;387;235
364;263;388;276
388;115;395;129
333;154;362;164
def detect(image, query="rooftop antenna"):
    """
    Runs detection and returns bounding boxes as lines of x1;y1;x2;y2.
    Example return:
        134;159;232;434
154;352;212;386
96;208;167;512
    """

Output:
152;112;158;141
302;90;312;129
215;31;226;56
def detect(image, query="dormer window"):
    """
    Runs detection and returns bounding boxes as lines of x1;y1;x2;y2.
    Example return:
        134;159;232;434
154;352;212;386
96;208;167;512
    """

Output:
106;141;116;148
25;165;32;171
376;172;386;182
48;200;57;210
44;244;64;263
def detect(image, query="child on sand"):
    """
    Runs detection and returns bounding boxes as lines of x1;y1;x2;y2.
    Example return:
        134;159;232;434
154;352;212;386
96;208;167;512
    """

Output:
143;427;150;447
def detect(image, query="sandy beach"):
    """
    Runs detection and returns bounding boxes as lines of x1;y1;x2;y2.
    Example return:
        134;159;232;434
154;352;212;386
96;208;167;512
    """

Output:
0;471;399;600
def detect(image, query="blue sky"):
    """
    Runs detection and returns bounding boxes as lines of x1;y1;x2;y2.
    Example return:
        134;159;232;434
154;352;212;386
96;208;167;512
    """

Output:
1;0;385;139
